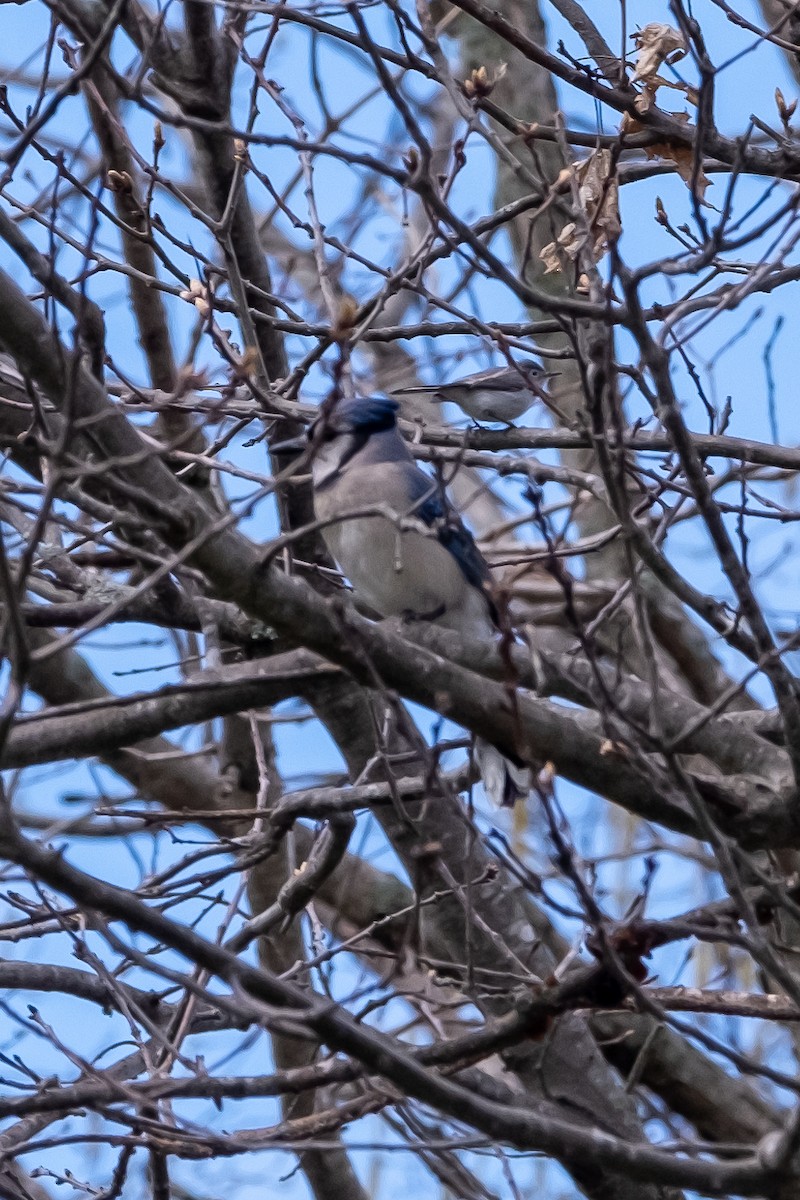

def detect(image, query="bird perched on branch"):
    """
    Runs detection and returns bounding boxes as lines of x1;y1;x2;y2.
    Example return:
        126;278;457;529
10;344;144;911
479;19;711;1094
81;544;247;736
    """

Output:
393;361;546;425
286;394;530;806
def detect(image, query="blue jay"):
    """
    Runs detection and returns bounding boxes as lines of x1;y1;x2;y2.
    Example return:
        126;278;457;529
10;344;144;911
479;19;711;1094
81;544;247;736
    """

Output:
394;361;545;425
301;395;530;806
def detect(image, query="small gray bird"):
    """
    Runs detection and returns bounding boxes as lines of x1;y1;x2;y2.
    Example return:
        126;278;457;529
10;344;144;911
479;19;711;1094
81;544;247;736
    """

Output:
394;362;545;425
294;394;530;807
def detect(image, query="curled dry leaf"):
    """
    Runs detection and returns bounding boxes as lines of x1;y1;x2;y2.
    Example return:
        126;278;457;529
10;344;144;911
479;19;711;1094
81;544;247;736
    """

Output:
635;76;699;114
622;112;711;203
540;222;576;274
539;149;620;274
630;23;687;85
577;149;621;251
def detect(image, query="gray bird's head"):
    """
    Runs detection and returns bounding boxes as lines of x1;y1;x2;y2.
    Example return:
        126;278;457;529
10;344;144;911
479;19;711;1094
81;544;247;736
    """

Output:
305;395;402;488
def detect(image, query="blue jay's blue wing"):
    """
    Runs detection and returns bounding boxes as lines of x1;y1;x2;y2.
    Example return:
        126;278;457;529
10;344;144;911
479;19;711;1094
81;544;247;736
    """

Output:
414;485;498;624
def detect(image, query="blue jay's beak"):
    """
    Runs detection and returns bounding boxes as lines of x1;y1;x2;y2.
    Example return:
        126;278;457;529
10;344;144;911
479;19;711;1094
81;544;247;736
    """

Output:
270;433;308;453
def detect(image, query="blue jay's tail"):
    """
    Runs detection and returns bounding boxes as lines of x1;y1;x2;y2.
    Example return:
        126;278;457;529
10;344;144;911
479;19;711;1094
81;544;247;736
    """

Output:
475;738;531;808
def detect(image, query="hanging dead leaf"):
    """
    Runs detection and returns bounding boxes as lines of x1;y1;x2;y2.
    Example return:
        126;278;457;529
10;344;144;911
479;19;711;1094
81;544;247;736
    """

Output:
539;148;621;273
540;223;576;274
576;148;621;254
635;76;698;114
631;23;687;85
645;142;710;202
623;112;711;203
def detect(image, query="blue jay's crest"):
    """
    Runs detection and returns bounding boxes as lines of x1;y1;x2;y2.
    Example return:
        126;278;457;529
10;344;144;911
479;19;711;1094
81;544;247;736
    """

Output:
315;395;399;437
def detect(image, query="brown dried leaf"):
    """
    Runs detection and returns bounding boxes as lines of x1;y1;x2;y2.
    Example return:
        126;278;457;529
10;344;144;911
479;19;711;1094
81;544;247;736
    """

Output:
576;148;621;254
634;86;657;115
624;112;711;203
539;149;621;273
645;142;710;202
539;222;576;274
635;75;698;113
631;23;687;85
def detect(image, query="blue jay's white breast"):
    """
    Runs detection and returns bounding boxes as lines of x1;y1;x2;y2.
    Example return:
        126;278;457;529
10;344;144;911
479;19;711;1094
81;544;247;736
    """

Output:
313;452;495;638
324;514;462;615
